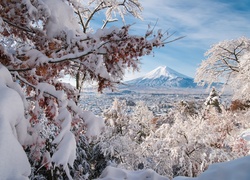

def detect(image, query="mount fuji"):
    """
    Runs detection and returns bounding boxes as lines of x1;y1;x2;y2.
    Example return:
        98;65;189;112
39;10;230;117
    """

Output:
124;66;197;88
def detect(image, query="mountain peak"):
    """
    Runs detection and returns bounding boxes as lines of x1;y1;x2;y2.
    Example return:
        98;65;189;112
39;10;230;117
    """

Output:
143;66;189;80
124;66;197;88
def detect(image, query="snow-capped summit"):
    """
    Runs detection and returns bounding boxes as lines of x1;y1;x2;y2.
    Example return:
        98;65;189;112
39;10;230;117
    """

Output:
142;66;189;80
125;66;197;88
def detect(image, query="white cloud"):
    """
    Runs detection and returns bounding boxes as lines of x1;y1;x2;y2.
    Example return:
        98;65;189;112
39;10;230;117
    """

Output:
139;0;250;46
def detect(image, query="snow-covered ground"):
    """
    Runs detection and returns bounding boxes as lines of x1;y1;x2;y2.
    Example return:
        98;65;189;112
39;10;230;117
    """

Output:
97;155;250;180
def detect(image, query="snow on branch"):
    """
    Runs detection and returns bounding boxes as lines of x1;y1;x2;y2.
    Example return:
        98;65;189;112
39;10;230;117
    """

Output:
195;37;250;86
0;0;178;178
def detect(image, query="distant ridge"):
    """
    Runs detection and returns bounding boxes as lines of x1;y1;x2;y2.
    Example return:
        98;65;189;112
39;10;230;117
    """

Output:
124;66;197;88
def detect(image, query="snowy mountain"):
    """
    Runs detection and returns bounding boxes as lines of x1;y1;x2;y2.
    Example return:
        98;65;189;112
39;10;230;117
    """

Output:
124;66;197;88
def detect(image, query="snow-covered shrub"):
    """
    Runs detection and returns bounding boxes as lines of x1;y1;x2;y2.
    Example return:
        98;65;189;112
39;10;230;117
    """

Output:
178;100;202;116
98;95;250;179
230;99;250;112
141;108;250;178
128;101;155;143
98;99;156;171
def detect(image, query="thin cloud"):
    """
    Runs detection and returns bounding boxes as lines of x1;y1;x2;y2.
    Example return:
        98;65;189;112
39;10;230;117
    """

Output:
139;0;250;45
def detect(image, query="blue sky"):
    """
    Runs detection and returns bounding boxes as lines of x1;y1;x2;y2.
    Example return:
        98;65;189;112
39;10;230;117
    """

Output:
109;0;250;80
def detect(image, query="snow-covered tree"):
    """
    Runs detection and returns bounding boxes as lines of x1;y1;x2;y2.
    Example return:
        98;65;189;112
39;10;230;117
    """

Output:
204;87;222;115
140;106;250;178
128;101;155;143
103;98;131;135
230;51;250;100
0;0;171;178
177;100;201;117
195;37;250;84
195;37;250;99
100;99;138;168
98;99;156;172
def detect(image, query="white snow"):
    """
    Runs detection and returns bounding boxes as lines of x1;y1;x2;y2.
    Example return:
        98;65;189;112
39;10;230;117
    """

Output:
0;64;31;179
80;110;105;140
37;82;65;100
174;155;250;180
67;100;105;140
26;49;49;66
52;131;76;180
98;155;250;180
241;129;250;141
53;105;72;145
142;66;189;80
42;0;81;39
98;166;169;180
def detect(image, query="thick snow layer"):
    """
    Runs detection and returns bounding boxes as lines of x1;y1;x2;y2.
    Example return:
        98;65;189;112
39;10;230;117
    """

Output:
0;64;28;108
98;156;250;180
37;82;65;100
82;110;105;139
241;129;250;141
43;0;81;39
0;65;31;179
52;131;76;179
67;100;105;140
174;155;250;180
98;166;169;180
0;63;13;85
0;124;31;179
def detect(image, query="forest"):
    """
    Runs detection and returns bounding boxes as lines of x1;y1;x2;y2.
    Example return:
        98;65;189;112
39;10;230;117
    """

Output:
0;0;250;179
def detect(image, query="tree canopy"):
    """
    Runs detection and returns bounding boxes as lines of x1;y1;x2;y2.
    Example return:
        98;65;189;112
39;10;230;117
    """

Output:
0;0;174;179
195;36;250;100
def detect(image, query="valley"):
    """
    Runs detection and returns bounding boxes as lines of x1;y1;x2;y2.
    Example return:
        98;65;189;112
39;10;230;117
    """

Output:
80;89;211;116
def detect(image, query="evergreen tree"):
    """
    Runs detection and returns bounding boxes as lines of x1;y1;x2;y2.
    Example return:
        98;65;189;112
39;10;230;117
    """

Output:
204;87;222;114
